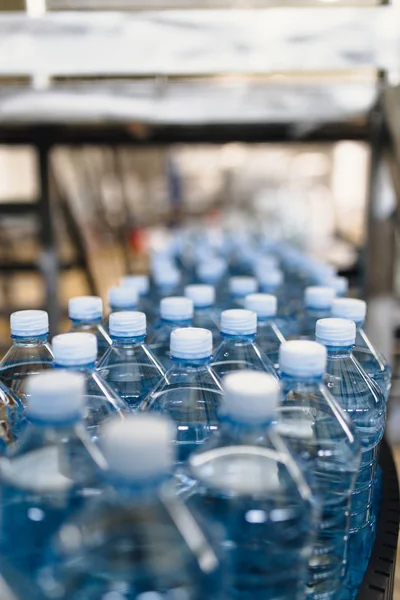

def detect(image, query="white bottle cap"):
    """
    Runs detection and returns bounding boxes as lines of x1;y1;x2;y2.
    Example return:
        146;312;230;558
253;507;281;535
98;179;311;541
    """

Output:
304;286;336;309
229;276;258;297
315;318;356;347
26;371;84;423
160;297;193;321
170;327;212;360
109;311;146;338
101;415;175;481
245;294;277;318
197;258;227;283
257;268;284;289
326;276;348;297
121;275;149;296
108;286;138;310
331;298;366;324
69;296;103;321
222;370;279;423
10;310;49;337
153;267;180;289
279;340;327;378
52;332;97;366
220;309;257;335
184;284;215;308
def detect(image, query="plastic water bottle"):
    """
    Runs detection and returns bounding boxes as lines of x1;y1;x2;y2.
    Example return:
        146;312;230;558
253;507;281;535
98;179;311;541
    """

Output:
315;318;386;590
324;276;349;298
184;370;316;600
0;371;105;577
147;296;194;369
245;293;285;370
141;328;223;464
97;311;165;411
227;276;258;308
52;333;128;441
184;284;220;344
255;268;299;337
197;257;228;304
0;310;53;407
121;274;152;317
211;309;277;379
278;340;361;600
331;298;392;401
68;296;111;359
45;415;220;600
300;287;336;338
107;285;138;315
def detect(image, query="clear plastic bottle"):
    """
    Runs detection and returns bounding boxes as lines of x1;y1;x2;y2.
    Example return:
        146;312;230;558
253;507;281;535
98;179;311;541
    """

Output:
97;311;165;411
211;309;277;379
197;257;228;305
245;293;285;369
300;287;336;339
278;340;361;600
315;318;386;591
121;274;153;317
0;310;53;407
52;333;128;441
147;296;194;370
106;285;138;317
331;298;392;401
185;284;220;345
0;371;105;577
184;370;316;600
68;296;111;359
227;276;258;308
255;268;299;337
323;276;349;298
141;328;223;464
45;415;220;600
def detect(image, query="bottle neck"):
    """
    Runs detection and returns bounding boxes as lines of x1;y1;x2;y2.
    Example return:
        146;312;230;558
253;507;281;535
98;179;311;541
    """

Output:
27;414;82;429
221;332;255;342
194;305;213;313
54;361;95;372
12;333;49;346
110;335;146;346
257;316;275;325
220;414;273;436
161;318;191;327
305;306;331;316
280;372;323;385
109;305;137;313
106;473;167;500
170;356;211;367
70;317;102;326
325;345;354;357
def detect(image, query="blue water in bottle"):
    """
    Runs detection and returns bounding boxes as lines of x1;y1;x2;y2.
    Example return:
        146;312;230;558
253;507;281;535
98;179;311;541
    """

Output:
245;293;285;370
185;284;221;346
52;332;128;442
0;310;53;408
278;340;361;600
315;318;386;592
0;371;105;578
68;296;111;359
211;309;278;379
44;415;220;600
300;287;336;339
97;311;165;411
332;298;392;402
147;296;194;370
141;328;223;464
183;370;316;600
